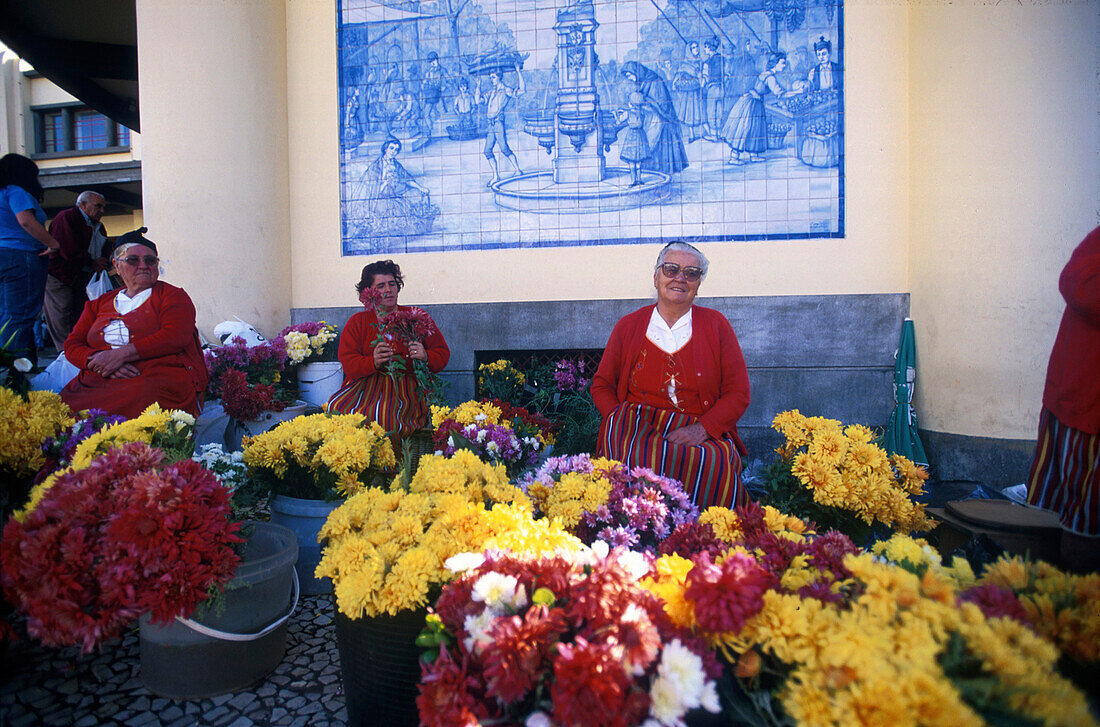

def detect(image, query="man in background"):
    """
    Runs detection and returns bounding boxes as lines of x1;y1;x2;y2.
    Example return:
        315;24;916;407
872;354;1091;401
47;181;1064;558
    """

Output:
43;190;109;350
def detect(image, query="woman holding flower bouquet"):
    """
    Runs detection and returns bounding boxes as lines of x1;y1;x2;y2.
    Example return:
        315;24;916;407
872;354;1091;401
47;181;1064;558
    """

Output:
592;241;750;509
327;260;449;445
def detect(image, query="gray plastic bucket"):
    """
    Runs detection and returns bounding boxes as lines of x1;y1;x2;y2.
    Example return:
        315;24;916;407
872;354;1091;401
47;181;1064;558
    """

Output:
270;495;343;595
139;521;299;698
296;361;344;407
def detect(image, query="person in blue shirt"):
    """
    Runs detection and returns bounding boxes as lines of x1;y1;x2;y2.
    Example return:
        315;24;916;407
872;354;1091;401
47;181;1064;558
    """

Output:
0;154;62;362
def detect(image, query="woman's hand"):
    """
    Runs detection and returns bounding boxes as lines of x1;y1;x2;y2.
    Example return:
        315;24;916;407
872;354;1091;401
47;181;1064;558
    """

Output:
108;363;141;379
665;423;708;447
87;345;137;378
408;341;427;362
373;341;395;367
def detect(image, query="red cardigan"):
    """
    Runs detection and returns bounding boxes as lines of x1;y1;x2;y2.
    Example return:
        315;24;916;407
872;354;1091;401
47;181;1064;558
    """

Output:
337;305;450;381
61;281;208;417
47;206;106;287
591;304;751;443
1042;226;1100;434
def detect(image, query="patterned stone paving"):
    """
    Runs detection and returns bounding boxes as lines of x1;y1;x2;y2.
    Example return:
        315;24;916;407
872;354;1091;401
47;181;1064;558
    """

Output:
0;596;348;727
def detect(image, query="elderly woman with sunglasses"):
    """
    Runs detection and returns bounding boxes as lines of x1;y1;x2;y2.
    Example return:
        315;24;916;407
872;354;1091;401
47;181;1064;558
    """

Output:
591;242;751;509
60;227;208;418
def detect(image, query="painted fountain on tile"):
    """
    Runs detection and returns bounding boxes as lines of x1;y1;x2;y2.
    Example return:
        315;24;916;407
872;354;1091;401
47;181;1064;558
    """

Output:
337;0;844;254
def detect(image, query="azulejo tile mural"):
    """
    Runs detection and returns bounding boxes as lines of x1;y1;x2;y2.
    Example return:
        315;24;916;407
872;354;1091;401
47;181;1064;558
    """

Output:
337;0;844;255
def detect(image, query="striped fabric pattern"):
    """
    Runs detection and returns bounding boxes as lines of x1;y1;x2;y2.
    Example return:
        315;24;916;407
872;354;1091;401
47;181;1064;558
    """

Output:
1027;407;1100;536
325;372;428;441
598;401;744;510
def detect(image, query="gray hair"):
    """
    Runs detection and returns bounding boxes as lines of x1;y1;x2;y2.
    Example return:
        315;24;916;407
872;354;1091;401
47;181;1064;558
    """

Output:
655;241;709;276
76;190;104;206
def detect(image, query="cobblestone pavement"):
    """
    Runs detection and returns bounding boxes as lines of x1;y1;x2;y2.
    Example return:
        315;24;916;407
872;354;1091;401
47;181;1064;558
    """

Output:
0;595;349;727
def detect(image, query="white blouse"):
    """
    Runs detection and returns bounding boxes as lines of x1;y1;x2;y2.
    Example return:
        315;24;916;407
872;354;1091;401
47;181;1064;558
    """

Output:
102;288;153;347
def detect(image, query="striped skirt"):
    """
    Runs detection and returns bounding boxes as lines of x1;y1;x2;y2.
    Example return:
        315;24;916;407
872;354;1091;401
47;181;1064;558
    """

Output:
325;372;428;444
1027;407;1100;536
598;402;745;510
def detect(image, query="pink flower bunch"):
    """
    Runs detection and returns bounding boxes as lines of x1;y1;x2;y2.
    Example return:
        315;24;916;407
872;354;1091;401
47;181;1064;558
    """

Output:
279;321;326;337
0;442;242;653
432;418;538;477
577;466;699;554
419;549;721;727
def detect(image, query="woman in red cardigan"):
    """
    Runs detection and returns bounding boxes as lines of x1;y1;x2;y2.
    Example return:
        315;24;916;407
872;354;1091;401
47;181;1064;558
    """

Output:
1027;226;1100;571
591;242;751;509
326;260;449;444
60;228;207;418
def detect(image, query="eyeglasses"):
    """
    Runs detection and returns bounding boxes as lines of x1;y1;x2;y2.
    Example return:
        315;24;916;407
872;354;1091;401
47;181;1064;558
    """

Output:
118;255;159;267
658;262;704;282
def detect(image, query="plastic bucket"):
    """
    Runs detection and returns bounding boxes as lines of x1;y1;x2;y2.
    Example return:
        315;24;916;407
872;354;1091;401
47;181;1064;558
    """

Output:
139;521;299;698
297;361;344;407
270;495;343;595
240;400;311;437
335;608;426;727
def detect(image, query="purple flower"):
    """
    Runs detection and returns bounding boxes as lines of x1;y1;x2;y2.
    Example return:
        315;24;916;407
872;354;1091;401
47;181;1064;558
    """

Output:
553;358;591;392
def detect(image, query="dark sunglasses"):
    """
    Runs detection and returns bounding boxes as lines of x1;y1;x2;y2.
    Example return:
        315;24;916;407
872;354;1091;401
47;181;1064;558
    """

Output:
658;262;703;282
118;255;160;267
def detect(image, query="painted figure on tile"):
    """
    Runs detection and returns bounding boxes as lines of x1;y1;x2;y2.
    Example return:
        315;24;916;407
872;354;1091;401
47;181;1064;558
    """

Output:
701;37;725;142
808;36;842;92
721;51;795;165
615;91;650;186
478;64;526;185
672;41;705;143
620;61;688;176
343;88;363;148
421;52;447;135
353;138;439;240
452;77;477;135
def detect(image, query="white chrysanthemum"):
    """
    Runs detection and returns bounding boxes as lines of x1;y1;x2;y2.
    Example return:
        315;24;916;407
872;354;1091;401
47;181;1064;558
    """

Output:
648;671;687;725
444;552;485;573
615;549;652;581
471;572;526;610
476;429;488;443
462;609;499;653
13;358;32;373
486;440;500;454
525;712;553;727
649;640;718;723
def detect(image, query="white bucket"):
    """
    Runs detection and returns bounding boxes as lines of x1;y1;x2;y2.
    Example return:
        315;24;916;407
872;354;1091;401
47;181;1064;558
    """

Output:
297;361;344;407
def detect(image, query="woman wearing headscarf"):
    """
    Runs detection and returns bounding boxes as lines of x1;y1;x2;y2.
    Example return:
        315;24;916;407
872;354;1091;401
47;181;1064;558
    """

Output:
591;242;750;509
620;61;689;176
60;228;208;418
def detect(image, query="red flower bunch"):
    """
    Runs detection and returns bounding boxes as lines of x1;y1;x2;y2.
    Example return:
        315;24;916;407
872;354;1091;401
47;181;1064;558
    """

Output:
685;551;775;633
382;307;435;345
215;368;283;421
0;442;242;653
418;549;721;727
957;584;1031;625
658;521;727;559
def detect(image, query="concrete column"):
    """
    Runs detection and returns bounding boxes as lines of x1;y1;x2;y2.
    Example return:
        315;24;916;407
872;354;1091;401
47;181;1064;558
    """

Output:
135;0;292;337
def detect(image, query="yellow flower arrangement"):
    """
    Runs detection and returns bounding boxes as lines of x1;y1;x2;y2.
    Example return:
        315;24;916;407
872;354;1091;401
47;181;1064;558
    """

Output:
476;358;526;400
17;403;193;520
768;410;934;538
0;387;74;479
480;501;584;556
430;399;503;428
316;452;531;619
642;503;1095;727
979;555;1100;664
242;412;396;500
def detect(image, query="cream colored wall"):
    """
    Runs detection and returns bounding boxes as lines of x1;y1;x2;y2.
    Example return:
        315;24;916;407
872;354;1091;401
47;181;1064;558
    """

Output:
286;2;911;309
909;1;1100;440
136;0;292;339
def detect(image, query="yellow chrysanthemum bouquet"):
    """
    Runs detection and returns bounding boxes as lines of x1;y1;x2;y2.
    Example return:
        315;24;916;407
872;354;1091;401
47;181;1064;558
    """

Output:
316;450;535;618
17;402;194;520
0;387;75;517
765;410;933;543
641;516;1096;727
240;412;395;502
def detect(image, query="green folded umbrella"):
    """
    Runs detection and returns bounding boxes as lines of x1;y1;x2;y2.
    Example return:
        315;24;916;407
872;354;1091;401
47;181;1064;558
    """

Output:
883;318;929;467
